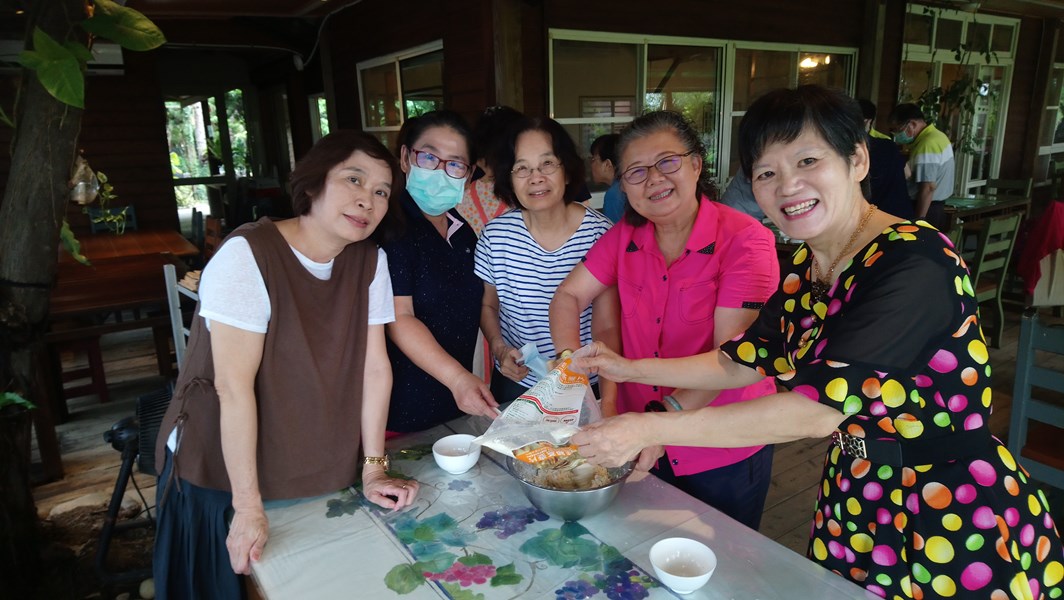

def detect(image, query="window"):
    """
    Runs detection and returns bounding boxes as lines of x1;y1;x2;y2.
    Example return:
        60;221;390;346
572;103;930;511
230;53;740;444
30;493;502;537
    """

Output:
550;30;856;185
165;89;251;231
358;41;444;151
310;94;330;142
899;5;1019;193
1035;35;1064;183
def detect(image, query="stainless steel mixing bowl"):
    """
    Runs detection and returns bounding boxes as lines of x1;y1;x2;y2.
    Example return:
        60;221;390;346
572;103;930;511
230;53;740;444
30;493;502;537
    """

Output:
506;457;633;521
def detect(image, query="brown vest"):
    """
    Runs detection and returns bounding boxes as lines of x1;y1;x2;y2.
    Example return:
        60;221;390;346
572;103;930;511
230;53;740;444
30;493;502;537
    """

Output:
156;218;375;499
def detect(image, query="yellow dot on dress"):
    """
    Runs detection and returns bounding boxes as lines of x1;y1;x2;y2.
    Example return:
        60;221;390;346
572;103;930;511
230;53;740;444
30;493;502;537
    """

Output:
997;445;1017;470
968;339;989;364
812;537;828;561
851;533;873;553
825;378;848;403
924;536;955;564
881;379;906;408
736;342;756;363
1043;560;1063;587
931;575;957;597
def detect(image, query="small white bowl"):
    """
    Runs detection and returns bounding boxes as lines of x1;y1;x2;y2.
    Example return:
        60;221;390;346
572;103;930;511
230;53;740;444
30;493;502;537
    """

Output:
432;434;480;475
649;537;717;595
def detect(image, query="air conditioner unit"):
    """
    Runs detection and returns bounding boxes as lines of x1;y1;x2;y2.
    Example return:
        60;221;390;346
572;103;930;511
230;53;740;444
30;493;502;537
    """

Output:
0;40;124;75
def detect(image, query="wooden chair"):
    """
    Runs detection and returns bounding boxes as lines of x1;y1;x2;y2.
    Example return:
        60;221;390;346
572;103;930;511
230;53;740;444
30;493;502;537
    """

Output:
163;264;199;371
204;216;223;263
968;213;1022;348
1007;308;1064;490
983;178;1032;198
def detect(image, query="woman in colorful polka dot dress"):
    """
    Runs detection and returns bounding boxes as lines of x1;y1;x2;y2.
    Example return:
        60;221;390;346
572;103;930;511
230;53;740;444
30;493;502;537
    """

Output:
570;85;1063;599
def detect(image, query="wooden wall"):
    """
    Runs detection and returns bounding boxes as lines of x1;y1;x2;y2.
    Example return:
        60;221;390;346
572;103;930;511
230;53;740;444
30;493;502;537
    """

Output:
322;0;496;132
66;51;176;236
0;51;176;237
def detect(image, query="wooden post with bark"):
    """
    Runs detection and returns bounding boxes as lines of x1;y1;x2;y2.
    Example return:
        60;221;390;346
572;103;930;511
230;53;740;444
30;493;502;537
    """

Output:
0;0;85;594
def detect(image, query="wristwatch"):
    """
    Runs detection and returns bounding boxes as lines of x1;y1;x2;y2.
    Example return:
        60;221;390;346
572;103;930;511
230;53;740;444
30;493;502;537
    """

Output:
644;400;667;413
363;455;390;470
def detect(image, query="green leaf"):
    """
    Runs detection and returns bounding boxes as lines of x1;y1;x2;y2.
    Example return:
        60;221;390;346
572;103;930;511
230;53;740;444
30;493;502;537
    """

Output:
60;219;90;266
383;563;426;595
489;563;523;587
519;529;600;569
19;28;84;108
457;552;492;567
82;0;166;51
413;553;456;574
560;521;590;539
1;392;36;411
0;104;11;128
439;583;484;600
64;41;94;63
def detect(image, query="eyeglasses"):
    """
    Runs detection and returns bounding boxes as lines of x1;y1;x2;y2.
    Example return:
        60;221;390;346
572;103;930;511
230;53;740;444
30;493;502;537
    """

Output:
621;151;695;185
410;148;470;179
511;159;561;179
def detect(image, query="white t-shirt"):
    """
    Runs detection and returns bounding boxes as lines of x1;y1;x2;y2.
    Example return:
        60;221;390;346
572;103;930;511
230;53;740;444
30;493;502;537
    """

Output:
199;237;395;333
166;239;393;452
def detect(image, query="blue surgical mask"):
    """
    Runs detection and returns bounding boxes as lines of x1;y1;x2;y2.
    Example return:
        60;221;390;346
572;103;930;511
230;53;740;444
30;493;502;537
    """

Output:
406;164;465;216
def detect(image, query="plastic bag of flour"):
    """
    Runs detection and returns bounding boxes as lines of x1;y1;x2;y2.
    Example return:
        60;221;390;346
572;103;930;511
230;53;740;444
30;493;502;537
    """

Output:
473;351;600;467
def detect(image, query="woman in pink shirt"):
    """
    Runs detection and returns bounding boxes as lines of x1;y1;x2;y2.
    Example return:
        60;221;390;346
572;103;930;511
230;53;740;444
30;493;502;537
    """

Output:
550;111;779;529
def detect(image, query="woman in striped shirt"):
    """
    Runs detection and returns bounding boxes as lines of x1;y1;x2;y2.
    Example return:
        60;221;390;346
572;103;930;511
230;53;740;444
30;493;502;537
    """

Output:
475;117;617;403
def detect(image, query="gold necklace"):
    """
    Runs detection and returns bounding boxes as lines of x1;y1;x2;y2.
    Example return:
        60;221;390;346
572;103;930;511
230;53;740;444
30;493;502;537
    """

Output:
811;204;877;303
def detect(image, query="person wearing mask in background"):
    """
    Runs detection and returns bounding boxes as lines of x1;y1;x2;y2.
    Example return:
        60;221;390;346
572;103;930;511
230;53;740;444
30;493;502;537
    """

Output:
458;106;524;236
590;133;624;223
384;111;499;434
153;131;418;599
857;98;892;140
888;103;955;229
551;111;779;530
858;98;914;220
476;117;615;403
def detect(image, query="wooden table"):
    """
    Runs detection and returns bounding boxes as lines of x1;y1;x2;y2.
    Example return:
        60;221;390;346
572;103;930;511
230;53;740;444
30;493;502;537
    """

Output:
62;229;199;264
251;418;876;600
944;194;1030;228
35;230;197;483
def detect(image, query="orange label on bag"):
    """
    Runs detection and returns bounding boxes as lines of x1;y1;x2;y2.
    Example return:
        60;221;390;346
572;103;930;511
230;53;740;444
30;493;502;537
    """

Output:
512;441;580;466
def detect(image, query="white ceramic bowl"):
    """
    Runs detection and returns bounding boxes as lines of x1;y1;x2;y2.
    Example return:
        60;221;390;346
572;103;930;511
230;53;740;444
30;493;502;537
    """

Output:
432;434;480;474
649;537;717;595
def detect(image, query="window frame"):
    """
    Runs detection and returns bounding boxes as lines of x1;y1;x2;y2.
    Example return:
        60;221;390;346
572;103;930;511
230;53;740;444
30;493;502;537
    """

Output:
356;40;444;143
548;29;858;185
900;4;1019;194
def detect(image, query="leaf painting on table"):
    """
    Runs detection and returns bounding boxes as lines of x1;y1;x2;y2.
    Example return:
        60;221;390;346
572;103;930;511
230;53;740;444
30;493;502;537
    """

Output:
375;504;658;599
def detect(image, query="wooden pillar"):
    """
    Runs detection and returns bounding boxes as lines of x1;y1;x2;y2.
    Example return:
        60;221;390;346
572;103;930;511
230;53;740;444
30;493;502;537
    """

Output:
492;0;525;111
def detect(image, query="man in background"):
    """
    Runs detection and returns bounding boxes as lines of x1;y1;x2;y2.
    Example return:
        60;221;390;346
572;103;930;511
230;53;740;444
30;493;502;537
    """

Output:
889;103;955;229
859;98;913;219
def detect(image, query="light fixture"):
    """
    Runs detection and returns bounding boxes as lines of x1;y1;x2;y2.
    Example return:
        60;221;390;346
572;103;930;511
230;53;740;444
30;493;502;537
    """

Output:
799;57;818;69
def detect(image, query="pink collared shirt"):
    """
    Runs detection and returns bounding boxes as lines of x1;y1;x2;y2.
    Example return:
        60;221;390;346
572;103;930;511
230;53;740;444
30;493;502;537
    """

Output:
583;198;780;475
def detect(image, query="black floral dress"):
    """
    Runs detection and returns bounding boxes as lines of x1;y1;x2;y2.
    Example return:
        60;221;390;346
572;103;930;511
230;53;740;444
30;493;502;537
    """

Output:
720;222;1064;599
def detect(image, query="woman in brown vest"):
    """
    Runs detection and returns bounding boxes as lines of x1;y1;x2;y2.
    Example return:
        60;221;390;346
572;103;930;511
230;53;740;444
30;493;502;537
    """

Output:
153;131;418;599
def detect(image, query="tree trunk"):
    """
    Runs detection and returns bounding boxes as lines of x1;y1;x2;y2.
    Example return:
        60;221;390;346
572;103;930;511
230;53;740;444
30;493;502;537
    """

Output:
0;0;86;594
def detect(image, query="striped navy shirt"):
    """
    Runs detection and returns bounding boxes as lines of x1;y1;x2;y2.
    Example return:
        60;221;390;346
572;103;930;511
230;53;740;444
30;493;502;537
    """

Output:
474;206;612;387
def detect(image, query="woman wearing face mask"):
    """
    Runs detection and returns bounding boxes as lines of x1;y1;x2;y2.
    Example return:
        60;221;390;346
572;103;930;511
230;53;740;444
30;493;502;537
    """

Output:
383;111;500;434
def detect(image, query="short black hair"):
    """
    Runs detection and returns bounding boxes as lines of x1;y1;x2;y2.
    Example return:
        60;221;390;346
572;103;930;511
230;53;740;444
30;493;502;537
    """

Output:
616;110;716;226
737;85;865;181
857;98;877;122
590;133;620;165
398;110;477;166
474;106;524;168
289;130;405;243
888;103;926;129
492;116;586;209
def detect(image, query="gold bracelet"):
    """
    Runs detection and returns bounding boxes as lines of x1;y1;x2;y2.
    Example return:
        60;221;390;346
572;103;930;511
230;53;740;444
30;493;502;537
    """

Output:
555;349;573;361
